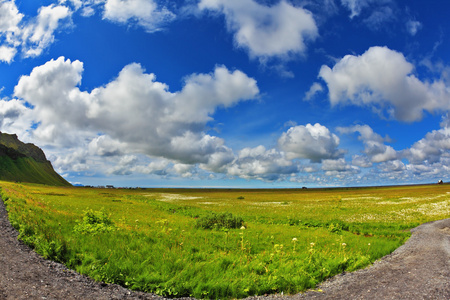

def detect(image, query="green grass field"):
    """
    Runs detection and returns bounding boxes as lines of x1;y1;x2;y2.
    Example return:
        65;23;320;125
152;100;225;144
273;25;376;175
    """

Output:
1;181;449;298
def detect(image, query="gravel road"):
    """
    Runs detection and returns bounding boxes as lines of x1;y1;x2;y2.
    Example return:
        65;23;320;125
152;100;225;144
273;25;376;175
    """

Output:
1;197;449;299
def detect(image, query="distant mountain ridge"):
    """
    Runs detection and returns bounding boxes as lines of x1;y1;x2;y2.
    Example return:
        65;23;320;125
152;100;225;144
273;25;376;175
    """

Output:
0;132;71;186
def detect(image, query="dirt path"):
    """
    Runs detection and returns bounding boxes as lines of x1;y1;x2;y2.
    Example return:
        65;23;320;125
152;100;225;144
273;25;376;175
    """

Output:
1;197;449;299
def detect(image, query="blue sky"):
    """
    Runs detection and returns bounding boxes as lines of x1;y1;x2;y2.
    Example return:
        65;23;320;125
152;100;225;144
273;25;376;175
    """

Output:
1;0;450;188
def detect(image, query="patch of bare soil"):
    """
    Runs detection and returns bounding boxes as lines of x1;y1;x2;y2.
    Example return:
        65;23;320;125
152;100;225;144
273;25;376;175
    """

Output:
1;196;449;299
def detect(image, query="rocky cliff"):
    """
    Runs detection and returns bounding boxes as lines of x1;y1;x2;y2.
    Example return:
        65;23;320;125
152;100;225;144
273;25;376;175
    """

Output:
0;132;71;186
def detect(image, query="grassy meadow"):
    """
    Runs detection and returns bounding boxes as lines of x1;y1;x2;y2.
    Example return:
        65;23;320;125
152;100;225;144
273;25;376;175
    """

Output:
1;181;449;298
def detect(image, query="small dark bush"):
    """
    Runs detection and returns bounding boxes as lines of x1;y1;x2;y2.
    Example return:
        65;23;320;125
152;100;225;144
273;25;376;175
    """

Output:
195;212;244;230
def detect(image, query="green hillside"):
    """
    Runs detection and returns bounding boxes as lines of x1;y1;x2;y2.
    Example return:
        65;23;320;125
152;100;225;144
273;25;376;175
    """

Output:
0;132;71;186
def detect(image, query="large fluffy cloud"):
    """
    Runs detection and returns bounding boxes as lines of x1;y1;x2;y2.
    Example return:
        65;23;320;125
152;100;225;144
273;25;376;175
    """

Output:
278;123;344;162
12;56;259;170
14;57;92;147
199;0;318;60
319;46;450;122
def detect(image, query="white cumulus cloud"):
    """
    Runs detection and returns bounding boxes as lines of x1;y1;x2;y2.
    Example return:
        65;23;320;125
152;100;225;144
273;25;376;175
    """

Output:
199;0;318;60
0;0;22;62
107;154;138;175
0;0;22;34
227;145;298;181
278;123;344;162
405;126;450;165
14;57;93;147
103;0;175;32
321;158;359;177
134;159;169;175
88;135;126;157
319;46;450;122
0;45;16;62
21;4;71;57
0;2;72;62
11;56;259;173
337;124;397;163
0;98;29;128
351;154;372;168
51;148;90;173
303;82;323;101
377;160;405;173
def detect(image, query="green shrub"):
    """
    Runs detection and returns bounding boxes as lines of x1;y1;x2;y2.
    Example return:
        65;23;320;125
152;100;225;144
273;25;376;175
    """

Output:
327;222;342;234
195;212;244;230
73;208;116;235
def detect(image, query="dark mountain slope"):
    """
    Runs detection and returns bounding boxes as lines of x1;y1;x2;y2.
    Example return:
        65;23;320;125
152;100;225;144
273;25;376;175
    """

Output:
0;132;71;186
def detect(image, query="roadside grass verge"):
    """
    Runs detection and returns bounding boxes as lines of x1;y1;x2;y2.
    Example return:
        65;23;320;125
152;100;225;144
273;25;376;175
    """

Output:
1;182;449;298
